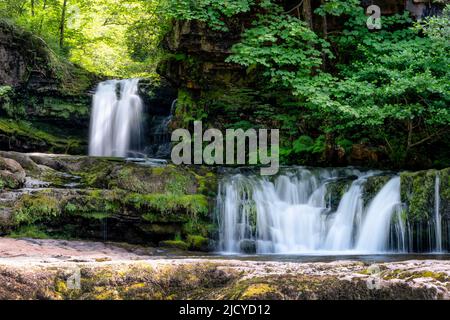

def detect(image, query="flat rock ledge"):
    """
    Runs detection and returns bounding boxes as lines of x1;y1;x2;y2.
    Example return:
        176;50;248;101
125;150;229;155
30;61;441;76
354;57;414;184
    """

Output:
0;238;449;300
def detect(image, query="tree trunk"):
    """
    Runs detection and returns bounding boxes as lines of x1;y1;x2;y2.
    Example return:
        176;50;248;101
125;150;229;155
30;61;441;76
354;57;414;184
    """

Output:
302;0;313;29
321;0;328;70
59;0;68;48
39;0;48;33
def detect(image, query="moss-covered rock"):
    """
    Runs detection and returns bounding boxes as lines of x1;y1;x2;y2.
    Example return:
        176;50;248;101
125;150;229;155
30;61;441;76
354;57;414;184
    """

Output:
325;178;353;211
439;168;450;220
0;119;86;155
0;153;219;249
400;170;438;223
186;235;209;251
363;175;393;207
7;188;210;244
0;244;449;300
399;168;450;251
159;240;189;251
0;20;96;154
0;156;25;189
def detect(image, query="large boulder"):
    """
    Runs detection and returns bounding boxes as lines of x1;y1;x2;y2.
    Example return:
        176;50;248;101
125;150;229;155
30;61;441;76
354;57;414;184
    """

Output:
0;156;25;189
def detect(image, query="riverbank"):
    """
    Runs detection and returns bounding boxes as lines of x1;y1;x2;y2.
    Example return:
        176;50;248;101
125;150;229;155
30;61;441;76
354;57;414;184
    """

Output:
0;238;449;300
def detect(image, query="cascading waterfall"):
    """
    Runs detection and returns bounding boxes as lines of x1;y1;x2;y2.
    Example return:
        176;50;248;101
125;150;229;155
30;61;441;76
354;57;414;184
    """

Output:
435;173;442;252
89;79;143;157
355;177;402;252
217;168;419;255
324;178;365;251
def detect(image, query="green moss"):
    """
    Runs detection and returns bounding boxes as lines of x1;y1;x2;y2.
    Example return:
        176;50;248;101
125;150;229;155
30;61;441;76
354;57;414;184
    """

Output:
383;269;450;282
159;240;189;250
0;119;84;154
38;97;89;120
7;186;212;247
9;225;49;239
71;158;116;187
165;172;192;195
14;192;60;224
186;235;209;251
0;85;16;117
129;193;209;219
194;171;218;197
325;179;352;211
240;283;279;300
363;175;392;206
110;164;201;195
0;174;21;189
63;190;121;218
400;170;437;223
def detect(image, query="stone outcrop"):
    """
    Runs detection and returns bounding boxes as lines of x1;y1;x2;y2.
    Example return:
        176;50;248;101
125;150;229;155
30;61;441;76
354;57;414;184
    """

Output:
0;20;96;94
160;19;247;91
0;20;98;154
0;238;449;300
0;152;217;249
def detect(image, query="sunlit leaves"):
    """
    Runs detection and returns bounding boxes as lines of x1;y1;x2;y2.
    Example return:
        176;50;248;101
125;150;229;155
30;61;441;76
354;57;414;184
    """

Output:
162;0;255;31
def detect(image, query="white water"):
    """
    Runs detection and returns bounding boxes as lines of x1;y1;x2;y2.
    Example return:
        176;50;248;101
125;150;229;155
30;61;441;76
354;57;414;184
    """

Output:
324;179;364;251
89;79;143;157
435;173;442;252
217;168;409;254
355;177;401;252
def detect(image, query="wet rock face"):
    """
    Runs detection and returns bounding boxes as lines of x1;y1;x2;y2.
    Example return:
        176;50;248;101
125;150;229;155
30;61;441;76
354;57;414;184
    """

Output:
160;19;248;90
239;239;256;254
138;79;177;116
400;168;450;251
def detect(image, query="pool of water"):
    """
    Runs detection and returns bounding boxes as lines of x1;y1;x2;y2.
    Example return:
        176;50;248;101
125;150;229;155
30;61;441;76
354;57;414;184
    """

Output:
171;253;450;263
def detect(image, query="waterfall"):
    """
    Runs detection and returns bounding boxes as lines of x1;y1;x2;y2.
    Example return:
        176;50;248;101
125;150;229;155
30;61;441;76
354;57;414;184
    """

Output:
324;178;365;251
89;79;143;157
217;168;409;255
435;173;442;252
355;177;401;252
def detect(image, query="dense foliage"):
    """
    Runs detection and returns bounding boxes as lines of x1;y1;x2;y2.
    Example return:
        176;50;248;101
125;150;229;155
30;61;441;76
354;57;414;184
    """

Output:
0;0;165;77
182;0;450;168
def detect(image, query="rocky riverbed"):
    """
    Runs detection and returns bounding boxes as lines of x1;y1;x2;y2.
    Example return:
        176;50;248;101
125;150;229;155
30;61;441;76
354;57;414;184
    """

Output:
0;237;449;300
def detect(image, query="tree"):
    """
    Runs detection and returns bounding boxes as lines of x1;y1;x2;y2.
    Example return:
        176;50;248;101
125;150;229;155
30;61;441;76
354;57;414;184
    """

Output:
59;0;68;48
